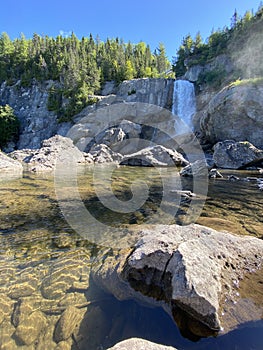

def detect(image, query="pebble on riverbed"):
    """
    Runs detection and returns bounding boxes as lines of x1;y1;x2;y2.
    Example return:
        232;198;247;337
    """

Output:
54;305;85;343
14;310;47;345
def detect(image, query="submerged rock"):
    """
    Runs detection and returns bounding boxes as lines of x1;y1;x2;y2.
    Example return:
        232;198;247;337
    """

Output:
213;140;263;169
54;305;85;343
91;224;263;334
14;310;47;345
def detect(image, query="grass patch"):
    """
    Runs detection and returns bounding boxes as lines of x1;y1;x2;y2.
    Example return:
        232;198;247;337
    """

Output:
228;77;263;88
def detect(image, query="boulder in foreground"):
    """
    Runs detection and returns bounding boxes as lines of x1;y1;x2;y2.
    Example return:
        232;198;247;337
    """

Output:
91;224;263;334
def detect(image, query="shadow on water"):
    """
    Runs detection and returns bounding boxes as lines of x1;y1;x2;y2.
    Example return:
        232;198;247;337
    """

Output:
74;279;263;350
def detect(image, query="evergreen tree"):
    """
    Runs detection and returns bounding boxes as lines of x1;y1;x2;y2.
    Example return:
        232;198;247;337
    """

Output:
0;31;173;118
0;105;20;148
155;42;170;76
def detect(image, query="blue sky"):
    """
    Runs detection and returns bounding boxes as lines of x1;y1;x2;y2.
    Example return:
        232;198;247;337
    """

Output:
0;0;261;60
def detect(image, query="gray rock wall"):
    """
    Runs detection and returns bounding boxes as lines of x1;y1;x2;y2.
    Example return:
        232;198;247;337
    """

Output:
116;78;174;109
0;80;58;149
184;54;234;83
0;78;175;151
198;82;263;149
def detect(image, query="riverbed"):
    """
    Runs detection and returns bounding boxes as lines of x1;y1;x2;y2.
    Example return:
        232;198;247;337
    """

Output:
0;166;262;349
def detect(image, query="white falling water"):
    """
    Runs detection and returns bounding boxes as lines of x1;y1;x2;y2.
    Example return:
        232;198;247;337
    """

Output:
172;80;196;135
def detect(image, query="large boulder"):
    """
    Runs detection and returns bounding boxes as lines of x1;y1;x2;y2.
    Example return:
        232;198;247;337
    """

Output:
67;102;176;153
86;120;143;155
213;140;263;169
121;145;189;167
89;144;123;163
198;81;263;149
91;224;263;334
23;135;87;171
0;151;23;180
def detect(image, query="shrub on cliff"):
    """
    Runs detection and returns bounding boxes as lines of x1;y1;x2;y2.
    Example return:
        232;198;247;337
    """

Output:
0;105;20;148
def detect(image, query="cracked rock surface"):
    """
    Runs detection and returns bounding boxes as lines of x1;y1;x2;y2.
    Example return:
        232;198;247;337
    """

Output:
91;224;263;334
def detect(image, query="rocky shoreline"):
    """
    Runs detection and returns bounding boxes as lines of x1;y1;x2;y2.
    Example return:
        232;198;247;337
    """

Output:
1;134;263;190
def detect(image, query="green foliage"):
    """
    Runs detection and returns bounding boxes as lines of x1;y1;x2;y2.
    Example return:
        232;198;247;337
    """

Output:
0;32;171;118
47;86;63;112
197;68;227;88
0;105;20;148
59;83;99;122
228;77;263;88
172;5;263;80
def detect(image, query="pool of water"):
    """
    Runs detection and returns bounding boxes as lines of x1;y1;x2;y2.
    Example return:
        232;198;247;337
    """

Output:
0;166;262;349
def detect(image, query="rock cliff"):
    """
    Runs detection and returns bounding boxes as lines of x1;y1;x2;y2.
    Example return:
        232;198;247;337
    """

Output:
0;78;175;151
0;80;59;150
1;75;263;157
196;81;263;149
183;48;263;151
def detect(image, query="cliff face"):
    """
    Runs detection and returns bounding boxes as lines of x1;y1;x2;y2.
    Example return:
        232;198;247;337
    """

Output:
0;78;174;151
197;81;263;149
1;73;262;153
191;70;263;150
182;16;263;150
0;80;59;150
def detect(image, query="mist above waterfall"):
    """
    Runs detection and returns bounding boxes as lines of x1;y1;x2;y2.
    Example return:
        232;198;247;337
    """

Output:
172;80;196;135
230;21;263;79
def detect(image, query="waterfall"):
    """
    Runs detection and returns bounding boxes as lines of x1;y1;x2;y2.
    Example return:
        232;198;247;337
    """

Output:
172;80;196;135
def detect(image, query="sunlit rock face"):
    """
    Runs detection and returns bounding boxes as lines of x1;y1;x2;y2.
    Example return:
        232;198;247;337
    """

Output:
198;82;263;149
91;224;263;335
0;78;175;151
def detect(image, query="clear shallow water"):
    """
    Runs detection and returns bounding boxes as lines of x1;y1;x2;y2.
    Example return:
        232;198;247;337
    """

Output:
0;166;262;349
